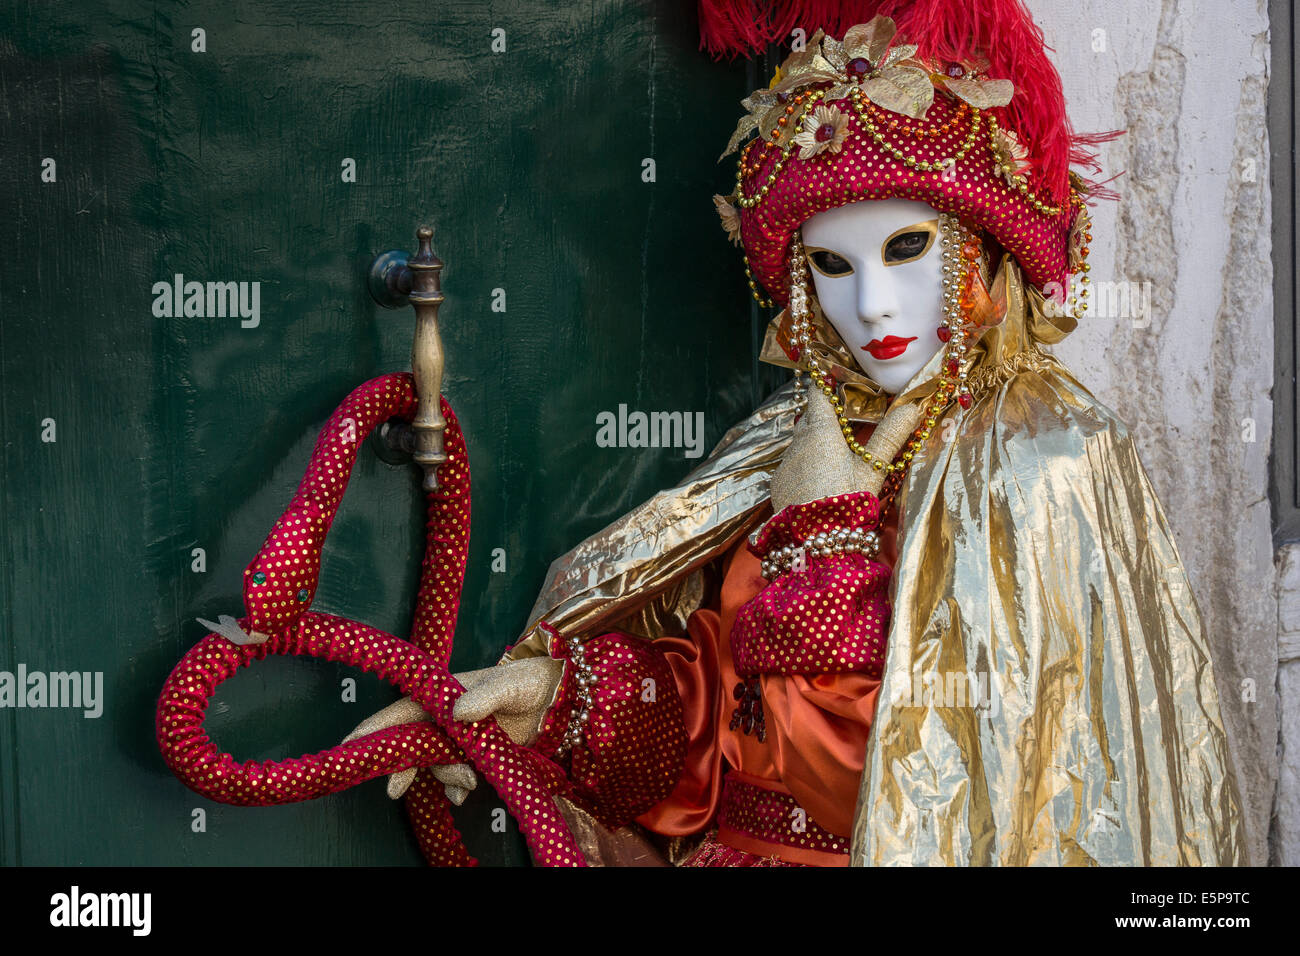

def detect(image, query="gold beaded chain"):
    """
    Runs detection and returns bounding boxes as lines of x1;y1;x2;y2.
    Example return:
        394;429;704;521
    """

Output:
1069;272;1091;321
788;213;982;478
1066;181;1093;321
866;98;969;138
850;87;982;174
734;89;829;210
734;89;828;304
986;114;1064;217
745;257;774;307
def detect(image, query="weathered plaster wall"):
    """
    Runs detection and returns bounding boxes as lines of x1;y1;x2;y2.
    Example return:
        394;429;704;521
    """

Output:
1029;0;1279;865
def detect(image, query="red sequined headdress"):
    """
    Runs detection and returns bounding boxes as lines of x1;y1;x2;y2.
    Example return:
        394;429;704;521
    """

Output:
704;0;1119;307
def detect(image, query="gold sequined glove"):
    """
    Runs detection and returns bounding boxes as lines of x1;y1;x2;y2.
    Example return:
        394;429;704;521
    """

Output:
770;386;876;514
769;387;921;514
341;655;564;803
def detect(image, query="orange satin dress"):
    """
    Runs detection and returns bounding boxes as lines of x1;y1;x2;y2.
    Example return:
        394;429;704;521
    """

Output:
635;493;901;867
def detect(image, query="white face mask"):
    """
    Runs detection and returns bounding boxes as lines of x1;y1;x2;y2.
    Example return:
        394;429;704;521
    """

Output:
800;198;945;395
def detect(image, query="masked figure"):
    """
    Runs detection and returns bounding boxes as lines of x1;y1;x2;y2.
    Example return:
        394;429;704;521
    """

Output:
349;0;1247;867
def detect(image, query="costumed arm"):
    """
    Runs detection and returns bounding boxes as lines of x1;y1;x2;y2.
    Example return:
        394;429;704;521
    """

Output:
343;626;690;832
341;388;917;835
521;625;689;830
527;386;919;833
342;387;804;822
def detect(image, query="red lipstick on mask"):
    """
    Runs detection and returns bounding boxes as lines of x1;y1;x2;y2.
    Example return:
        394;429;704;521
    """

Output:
862;335;917;361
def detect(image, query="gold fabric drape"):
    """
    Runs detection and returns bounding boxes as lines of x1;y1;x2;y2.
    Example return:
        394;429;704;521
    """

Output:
851;257;1245;865
513;254;1246;866
505;386;798;660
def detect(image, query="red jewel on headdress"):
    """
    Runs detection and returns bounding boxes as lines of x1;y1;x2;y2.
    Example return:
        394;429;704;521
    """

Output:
958;393;973;410
815;123;837;142
846;57;872;79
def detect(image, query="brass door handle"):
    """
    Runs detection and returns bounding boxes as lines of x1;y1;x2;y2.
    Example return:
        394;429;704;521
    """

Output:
368;226;448;491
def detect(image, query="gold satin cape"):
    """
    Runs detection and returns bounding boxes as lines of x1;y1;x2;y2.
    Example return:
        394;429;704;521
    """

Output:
510;255;1246;866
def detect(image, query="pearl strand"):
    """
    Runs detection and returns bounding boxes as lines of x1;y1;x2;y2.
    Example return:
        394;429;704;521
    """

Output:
760;526;881;580
554;635;595;754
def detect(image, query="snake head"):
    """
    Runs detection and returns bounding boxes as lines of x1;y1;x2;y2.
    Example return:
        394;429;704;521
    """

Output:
241;505;328;637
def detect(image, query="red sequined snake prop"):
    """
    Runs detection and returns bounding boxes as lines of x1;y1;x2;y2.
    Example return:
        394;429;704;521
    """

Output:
155;373;586;866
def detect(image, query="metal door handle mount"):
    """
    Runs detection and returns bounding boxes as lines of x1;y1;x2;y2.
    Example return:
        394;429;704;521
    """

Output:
367;226;448;491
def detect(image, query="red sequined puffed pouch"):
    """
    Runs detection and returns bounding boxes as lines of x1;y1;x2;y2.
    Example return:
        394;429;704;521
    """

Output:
729;491;893;740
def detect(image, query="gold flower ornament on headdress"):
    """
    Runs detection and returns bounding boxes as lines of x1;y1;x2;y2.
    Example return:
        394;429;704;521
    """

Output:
718;15;1016;162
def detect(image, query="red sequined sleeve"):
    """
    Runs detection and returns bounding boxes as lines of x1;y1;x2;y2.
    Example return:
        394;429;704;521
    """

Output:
531;628;688;831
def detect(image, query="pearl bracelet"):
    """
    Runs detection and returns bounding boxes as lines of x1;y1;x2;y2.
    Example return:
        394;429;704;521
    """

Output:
760;526;880;580
556;635;595;754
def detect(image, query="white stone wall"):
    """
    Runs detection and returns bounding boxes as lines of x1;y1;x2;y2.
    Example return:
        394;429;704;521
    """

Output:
1027;0;1279;864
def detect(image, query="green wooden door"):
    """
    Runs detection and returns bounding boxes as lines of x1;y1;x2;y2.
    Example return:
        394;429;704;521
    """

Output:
0;0;778;865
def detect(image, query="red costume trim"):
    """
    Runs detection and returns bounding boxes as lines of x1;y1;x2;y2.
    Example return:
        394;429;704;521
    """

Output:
535;628;690;831
717;771;850;865
733;491;892;678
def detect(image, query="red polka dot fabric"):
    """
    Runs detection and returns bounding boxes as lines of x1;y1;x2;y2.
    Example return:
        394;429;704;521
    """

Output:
534;629;688;832
158;614;463;805
734;491;892;678
157;373;588;866
717;773;850;857
240;375;417;638
157;613;586;865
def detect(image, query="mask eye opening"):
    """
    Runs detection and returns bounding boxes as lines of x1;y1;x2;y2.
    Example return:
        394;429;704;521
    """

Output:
881;219;939;266
805;246;855;278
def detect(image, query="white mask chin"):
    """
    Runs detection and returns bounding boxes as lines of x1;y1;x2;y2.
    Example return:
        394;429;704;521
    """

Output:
800;198;946;396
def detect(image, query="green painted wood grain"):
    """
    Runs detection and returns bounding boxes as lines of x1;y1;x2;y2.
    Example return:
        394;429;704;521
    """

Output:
0;0;781;865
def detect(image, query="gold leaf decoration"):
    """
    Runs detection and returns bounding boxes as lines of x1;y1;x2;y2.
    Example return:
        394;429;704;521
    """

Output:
713;194;742;245
774;48;828;87
842;17;896;64
879;43;918;69
719;113;758;160
938;75;1014;109
861;66;935;119
720;16;1019;162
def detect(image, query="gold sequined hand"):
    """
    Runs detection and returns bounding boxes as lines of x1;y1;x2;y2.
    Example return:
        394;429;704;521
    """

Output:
770;387;880;514
342;656;564;803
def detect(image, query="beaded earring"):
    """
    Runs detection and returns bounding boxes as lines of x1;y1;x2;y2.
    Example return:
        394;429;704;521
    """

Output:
1066;179;1093;321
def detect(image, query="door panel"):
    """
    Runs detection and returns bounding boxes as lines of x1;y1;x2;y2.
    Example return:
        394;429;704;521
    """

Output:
0;0;776;864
